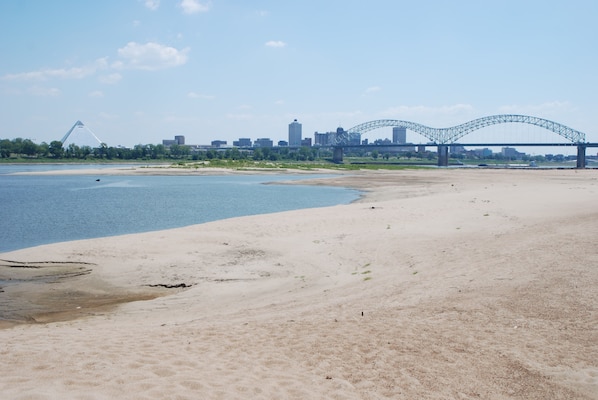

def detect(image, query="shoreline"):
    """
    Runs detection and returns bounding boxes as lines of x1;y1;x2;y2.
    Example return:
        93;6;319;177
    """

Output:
7;164;351;176
0;168;596;398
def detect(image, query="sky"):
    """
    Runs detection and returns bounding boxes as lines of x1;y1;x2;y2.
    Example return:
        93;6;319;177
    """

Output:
1;0;597;150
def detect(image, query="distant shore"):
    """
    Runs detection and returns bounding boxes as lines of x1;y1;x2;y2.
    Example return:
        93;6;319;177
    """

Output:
0;168;596;399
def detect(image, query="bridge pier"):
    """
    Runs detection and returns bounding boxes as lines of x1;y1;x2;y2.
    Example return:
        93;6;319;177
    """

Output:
577;144;586;169
437;145;449;167
333;147;344;163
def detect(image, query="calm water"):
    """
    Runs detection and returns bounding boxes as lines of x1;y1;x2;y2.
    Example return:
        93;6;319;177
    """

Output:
0;166;359;252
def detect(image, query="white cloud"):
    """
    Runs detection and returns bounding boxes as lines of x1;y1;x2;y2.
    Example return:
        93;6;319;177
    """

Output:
498;101;572;116
28;86;60;96
89;90;104;98
187;91;214;99
179;0;210;14
99;73;122;84
226;113;254;121
265;40;287;48
99;112;119;120
274;99;284;105
381;104;475;124
3;65;96;81
116;42;190;70
364;86;381;94
144;0;160;10
2;58;107;82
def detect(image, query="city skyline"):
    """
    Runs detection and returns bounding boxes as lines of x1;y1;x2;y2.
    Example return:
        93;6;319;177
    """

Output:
1;1;596;148
21;115;595;159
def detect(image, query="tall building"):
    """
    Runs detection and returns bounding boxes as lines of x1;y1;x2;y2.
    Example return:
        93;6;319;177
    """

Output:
392;127;406;144
288;119;302;147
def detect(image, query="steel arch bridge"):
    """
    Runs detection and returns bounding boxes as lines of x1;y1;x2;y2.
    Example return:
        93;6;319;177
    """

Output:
334;114;586;145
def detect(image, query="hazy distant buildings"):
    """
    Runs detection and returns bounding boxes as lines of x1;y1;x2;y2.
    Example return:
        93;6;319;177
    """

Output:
473;148;493;158
288;119;302;146
502;146;524;159
211;140;227;147
162;135;185;146
338;126;361;146
314;131;336;146
233;138;252;147
450;144;466;154
254;138;273;147
392;127;406;144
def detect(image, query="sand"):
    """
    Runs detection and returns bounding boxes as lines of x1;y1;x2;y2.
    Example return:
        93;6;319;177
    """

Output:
0;168;597;399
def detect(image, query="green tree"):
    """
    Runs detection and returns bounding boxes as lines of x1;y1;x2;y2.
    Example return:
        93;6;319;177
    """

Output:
132;144;147;159
170;144;190;158
96;143;108;158
252;148;264;160
21;139;38;156
80;146;92;159
0;139;12;158
152;144;166;159
48;140;64;158
11;138;23;155
38;142;50;157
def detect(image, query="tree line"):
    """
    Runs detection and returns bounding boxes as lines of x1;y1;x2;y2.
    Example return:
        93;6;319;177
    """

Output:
0;138;328;162
1;137;557;163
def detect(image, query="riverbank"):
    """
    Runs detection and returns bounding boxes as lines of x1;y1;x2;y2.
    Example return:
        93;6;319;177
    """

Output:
0;168;596;399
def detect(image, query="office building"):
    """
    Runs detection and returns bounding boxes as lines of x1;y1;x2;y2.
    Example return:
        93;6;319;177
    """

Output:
392;127;406;144
254;138;273;147
233;138;252;147
288;119;302;146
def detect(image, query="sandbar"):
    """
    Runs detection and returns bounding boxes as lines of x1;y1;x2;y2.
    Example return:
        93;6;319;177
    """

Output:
0;168;596;399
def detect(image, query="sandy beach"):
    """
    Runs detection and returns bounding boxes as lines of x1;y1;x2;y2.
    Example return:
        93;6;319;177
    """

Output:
0;167;597;399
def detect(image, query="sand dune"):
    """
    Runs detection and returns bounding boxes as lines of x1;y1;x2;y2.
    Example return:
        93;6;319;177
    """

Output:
0;168;596;399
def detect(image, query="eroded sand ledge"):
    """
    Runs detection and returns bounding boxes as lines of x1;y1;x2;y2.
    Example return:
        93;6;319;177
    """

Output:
1;168;597;399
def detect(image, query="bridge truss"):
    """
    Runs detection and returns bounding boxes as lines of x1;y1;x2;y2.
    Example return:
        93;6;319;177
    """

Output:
334;114;586;145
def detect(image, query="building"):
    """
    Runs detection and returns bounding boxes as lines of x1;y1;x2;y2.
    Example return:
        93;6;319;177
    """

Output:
473;148;493;158
233;138;252;147
288;119;302;147
301;138;312;147
162;135;185;146
254;138;273;147
502;147;524;159
314;131;337;146
211;140;227;148
338;126;361;146
392;127;406;144
450;144;466;154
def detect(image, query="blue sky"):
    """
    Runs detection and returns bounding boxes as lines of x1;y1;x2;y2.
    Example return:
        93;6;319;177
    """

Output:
1;0;596;149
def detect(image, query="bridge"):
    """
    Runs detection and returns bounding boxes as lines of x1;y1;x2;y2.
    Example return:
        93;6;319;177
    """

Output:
331;114;593;168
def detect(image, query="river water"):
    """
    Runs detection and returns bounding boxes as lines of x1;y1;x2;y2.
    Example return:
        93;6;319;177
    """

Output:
0;165;359;253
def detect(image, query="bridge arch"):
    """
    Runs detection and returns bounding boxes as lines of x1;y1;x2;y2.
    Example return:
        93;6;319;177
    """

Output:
336;114;585;145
